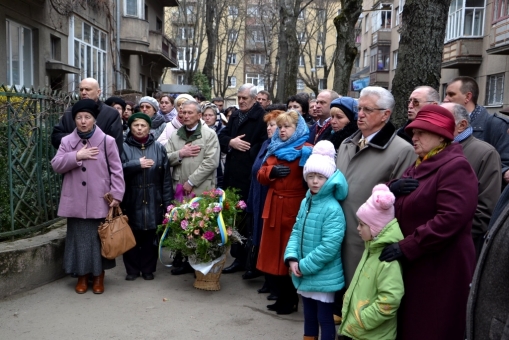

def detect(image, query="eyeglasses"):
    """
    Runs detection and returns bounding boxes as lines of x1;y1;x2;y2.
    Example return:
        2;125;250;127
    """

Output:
355;106;387;114
407;99;434;107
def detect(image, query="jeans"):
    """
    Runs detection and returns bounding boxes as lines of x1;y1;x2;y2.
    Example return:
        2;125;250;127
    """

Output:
302;295;336;340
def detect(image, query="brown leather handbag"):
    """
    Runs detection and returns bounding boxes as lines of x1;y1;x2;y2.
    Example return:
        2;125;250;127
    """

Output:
98;193;136;259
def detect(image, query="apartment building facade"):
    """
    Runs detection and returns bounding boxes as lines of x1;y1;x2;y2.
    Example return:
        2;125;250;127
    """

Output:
1;0;178;96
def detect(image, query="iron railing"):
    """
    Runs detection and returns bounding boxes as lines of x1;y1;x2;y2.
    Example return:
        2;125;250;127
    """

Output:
0;85;78;240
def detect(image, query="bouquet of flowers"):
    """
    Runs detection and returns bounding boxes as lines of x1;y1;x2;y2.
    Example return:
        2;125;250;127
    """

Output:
158;188;245;265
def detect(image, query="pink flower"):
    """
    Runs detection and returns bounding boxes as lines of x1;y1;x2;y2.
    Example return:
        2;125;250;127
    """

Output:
166;204;175;212
236;200;247;210
193;229;201;236
213;205;222;213
203;231;215;241
199;220;205;227
214;189;223;196
190;201;199;209
162;218;169;225
181;220;189;229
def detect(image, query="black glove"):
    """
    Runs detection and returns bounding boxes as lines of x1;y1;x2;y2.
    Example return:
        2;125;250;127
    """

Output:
270;165;291;178
379;243;403;262
389;178;419;196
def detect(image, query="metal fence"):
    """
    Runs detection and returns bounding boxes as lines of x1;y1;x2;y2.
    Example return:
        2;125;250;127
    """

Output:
0;85;77;240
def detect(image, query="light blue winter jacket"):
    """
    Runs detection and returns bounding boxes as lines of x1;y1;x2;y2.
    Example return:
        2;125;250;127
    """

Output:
284;169;348;292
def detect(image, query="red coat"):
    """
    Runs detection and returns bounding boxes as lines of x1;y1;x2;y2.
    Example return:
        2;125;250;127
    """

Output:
393;143;477;340
256;147;309;276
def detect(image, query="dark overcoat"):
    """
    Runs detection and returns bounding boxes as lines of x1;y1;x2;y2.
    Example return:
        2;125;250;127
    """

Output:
394;143;477;340
218;102;267;200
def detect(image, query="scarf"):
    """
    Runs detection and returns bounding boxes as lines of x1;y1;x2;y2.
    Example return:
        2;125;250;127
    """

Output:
263;115;312;166
77;125;96;140
415;141;450;167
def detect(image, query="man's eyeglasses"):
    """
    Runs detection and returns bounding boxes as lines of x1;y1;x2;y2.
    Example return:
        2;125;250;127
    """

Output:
407;99;434;107
355;106;387;114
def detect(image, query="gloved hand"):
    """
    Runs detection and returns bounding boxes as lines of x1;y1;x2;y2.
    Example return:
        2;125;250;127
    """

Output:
270;165;291;179
389;178;419;196
379;243;403;262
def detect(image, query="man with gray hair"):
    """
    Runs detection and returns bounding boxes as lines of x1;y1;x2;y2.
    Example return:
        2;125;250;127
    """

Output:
218;83;268;274
397;86;440;144
441;102;501;259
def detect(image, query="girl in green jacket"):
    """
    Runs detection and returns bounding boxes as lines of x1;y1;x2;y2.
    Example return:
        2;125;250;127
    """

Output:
339;184;404;340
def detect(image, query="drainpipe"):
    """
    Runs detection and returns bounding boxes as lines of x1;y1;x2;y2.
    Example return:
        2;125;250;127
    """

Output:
116;0;121;92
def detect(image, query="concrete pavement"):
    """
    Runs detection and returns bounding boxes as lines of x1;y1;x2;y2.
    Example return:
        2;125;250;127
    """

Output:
0;253;304;340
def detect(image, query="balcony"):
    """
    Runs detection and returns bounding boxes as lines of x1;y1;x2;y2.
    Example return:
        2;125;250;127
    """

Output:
161;0;179;6
120;17;149;53
369;71;389;88
487;18;509;55
148;31;178;68
245;40;266;51
442;38;483;68
371;29;391;46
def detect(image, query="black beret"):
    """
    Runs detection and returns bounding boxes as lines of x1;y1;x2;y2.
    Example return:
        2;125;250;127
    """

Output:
72;99;99;120
104;96;126;111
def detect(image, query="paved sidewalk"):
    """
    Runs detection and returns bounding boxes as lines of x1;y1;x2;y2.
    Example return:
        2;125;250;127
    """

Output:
0;253;303;340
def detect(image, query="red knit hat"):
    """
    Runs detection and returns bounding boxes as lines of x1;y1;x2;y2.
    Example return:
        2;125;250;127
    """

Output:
405;104;455;141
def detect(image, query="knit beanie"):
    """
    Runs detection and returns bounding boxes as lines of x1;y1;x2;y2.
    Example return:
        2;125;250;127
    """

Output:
356;184;395;238
128;112;152;128
139;96;159;111
72;99;99;120
303;140;337;179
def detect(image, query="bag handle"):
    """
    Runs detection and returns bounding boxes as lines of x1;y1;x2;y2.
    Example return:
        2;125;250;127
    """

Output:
104;193;123;218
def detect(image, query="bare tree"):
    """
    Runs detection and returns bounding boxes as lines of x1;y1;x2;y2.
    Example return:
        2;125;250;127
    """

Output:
332;0;363;95
390;0;452;127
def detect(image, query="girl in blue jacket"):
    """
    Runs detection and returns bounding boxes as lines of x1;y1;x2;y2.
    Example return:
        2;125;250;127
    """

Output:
285;140;348;340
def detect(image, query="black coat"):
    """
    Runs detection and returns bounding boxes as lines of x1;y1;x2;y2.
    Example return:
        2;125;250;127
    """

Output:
51;101;124;153
121;134;173;230
218;102;267;200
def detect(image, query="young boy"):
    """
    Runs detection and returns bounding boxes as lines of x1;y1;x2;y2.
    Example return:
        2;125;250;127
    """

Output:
339;184;404;340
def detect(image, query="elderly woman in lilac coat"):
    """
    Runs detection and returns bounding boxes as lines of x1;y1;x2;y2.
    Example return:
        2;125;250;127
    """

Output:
51;99;124;295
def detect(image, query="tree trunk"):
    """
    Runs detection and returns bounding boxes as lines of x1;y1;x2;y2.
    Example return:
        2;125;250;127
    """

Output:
203;0;217;87
390;0;451;128
332;0;362;95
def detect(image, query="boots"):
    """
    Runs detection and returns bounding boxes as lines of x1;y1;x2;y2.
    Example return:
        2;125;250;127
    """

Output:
92;271;105;294
303;337;318;340
75;275;88;294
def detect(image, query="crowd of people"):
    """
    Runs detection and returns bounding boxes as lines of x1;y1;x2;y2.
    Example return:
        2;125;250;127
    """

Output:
50;76;509;340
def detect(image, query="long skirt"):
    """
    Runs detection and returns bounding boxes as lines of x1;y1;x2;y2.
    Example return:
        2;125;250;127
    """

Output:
64;218;115;276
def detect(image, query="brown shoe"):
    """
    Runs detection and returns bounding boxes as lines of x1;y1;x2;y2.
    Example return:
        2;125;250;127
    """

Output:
333;314;342;325
75;275;88;294
92;271;105;294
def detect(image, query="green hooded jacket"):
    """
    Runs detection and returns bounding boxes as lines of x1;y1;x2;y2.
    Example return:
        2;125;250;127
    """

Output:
339;218;404;340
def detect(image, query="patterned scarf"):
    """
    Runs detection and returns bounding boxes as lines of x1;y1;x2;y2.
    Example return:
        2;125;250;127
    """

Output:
469;105;482;124
415;141;450;167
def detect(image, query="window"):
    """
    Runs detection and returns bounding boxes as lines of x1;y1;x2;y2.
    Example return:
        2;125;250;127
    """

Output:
354;55;360;68
251;54;266;65
363;49;368;68
494;0;509;22
227;76;237;88
177;75;185;85
227;53;237;64
228;5;239;17
399;0;405;12
316;55;324;67
246;73;264;88
317;31;325;44
51;35;61;61
372;4;392;32
177;47;197;70
297;32;306;43
156;17;162;32
125;0;144;19
395;7;400;26
228;29;238;41
299;55;305;67
297;79;305;90
318;79;326;90
247;5;259;16
71;16;107;92
446;0;484;42
486;73;504;105
6;19;33;87
186;6;195;16
251;28;265;42
179;27;194;39
393;50;398;69
365;13;370;33
370;46;390;72
317;9;326;21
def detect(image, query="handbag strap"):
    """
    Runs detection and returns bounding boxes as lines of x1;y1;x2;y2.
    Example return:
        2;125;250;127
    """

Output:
104;134;111;177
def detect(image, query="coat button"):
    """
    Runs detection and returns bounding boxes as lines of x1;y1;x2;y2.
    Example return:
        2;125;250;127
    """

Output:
82;167;86;172
82;181;86;186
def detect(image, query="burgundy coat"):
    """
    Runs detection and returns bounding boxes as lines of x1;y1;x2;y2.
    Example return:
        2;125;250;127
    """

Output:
51;126;125;219
393;143;477;340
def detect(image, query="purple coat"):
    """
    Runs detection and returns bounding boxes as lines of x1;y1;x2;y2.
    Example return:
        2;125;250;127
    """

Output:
393;143;477;340
51;126;125;219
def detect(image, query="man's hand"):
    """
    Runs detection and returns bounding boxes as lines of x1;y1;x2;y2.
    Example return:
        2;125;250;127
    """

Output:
504;170;509;183
76;144;99;161
139;156;155;168
179;144;201;158
229;134;251;152
289;261;302;277
183;181;193;195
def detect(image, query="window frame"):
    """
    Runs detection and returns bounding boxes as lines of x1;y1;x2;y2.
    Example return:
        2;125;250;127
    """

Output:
6;19;33;87
245;73;264;88
486;73;505;106
124;0;144;19
251;54;266;65
227;53;237;65
318;78;326;90
228;76;237;88
445;0;485;42
492;0;509;23
297;78;305;90
316;55;324;67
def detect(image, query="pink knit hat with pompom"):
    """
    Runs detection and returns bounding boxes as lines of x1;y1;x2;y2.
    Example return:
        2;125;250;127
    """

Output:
303;140;337;179
356;184;395;237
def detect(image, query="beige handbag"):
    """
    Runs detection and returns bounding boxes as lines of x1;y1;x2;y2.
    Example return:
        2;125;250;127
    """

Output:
98;193;136;259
